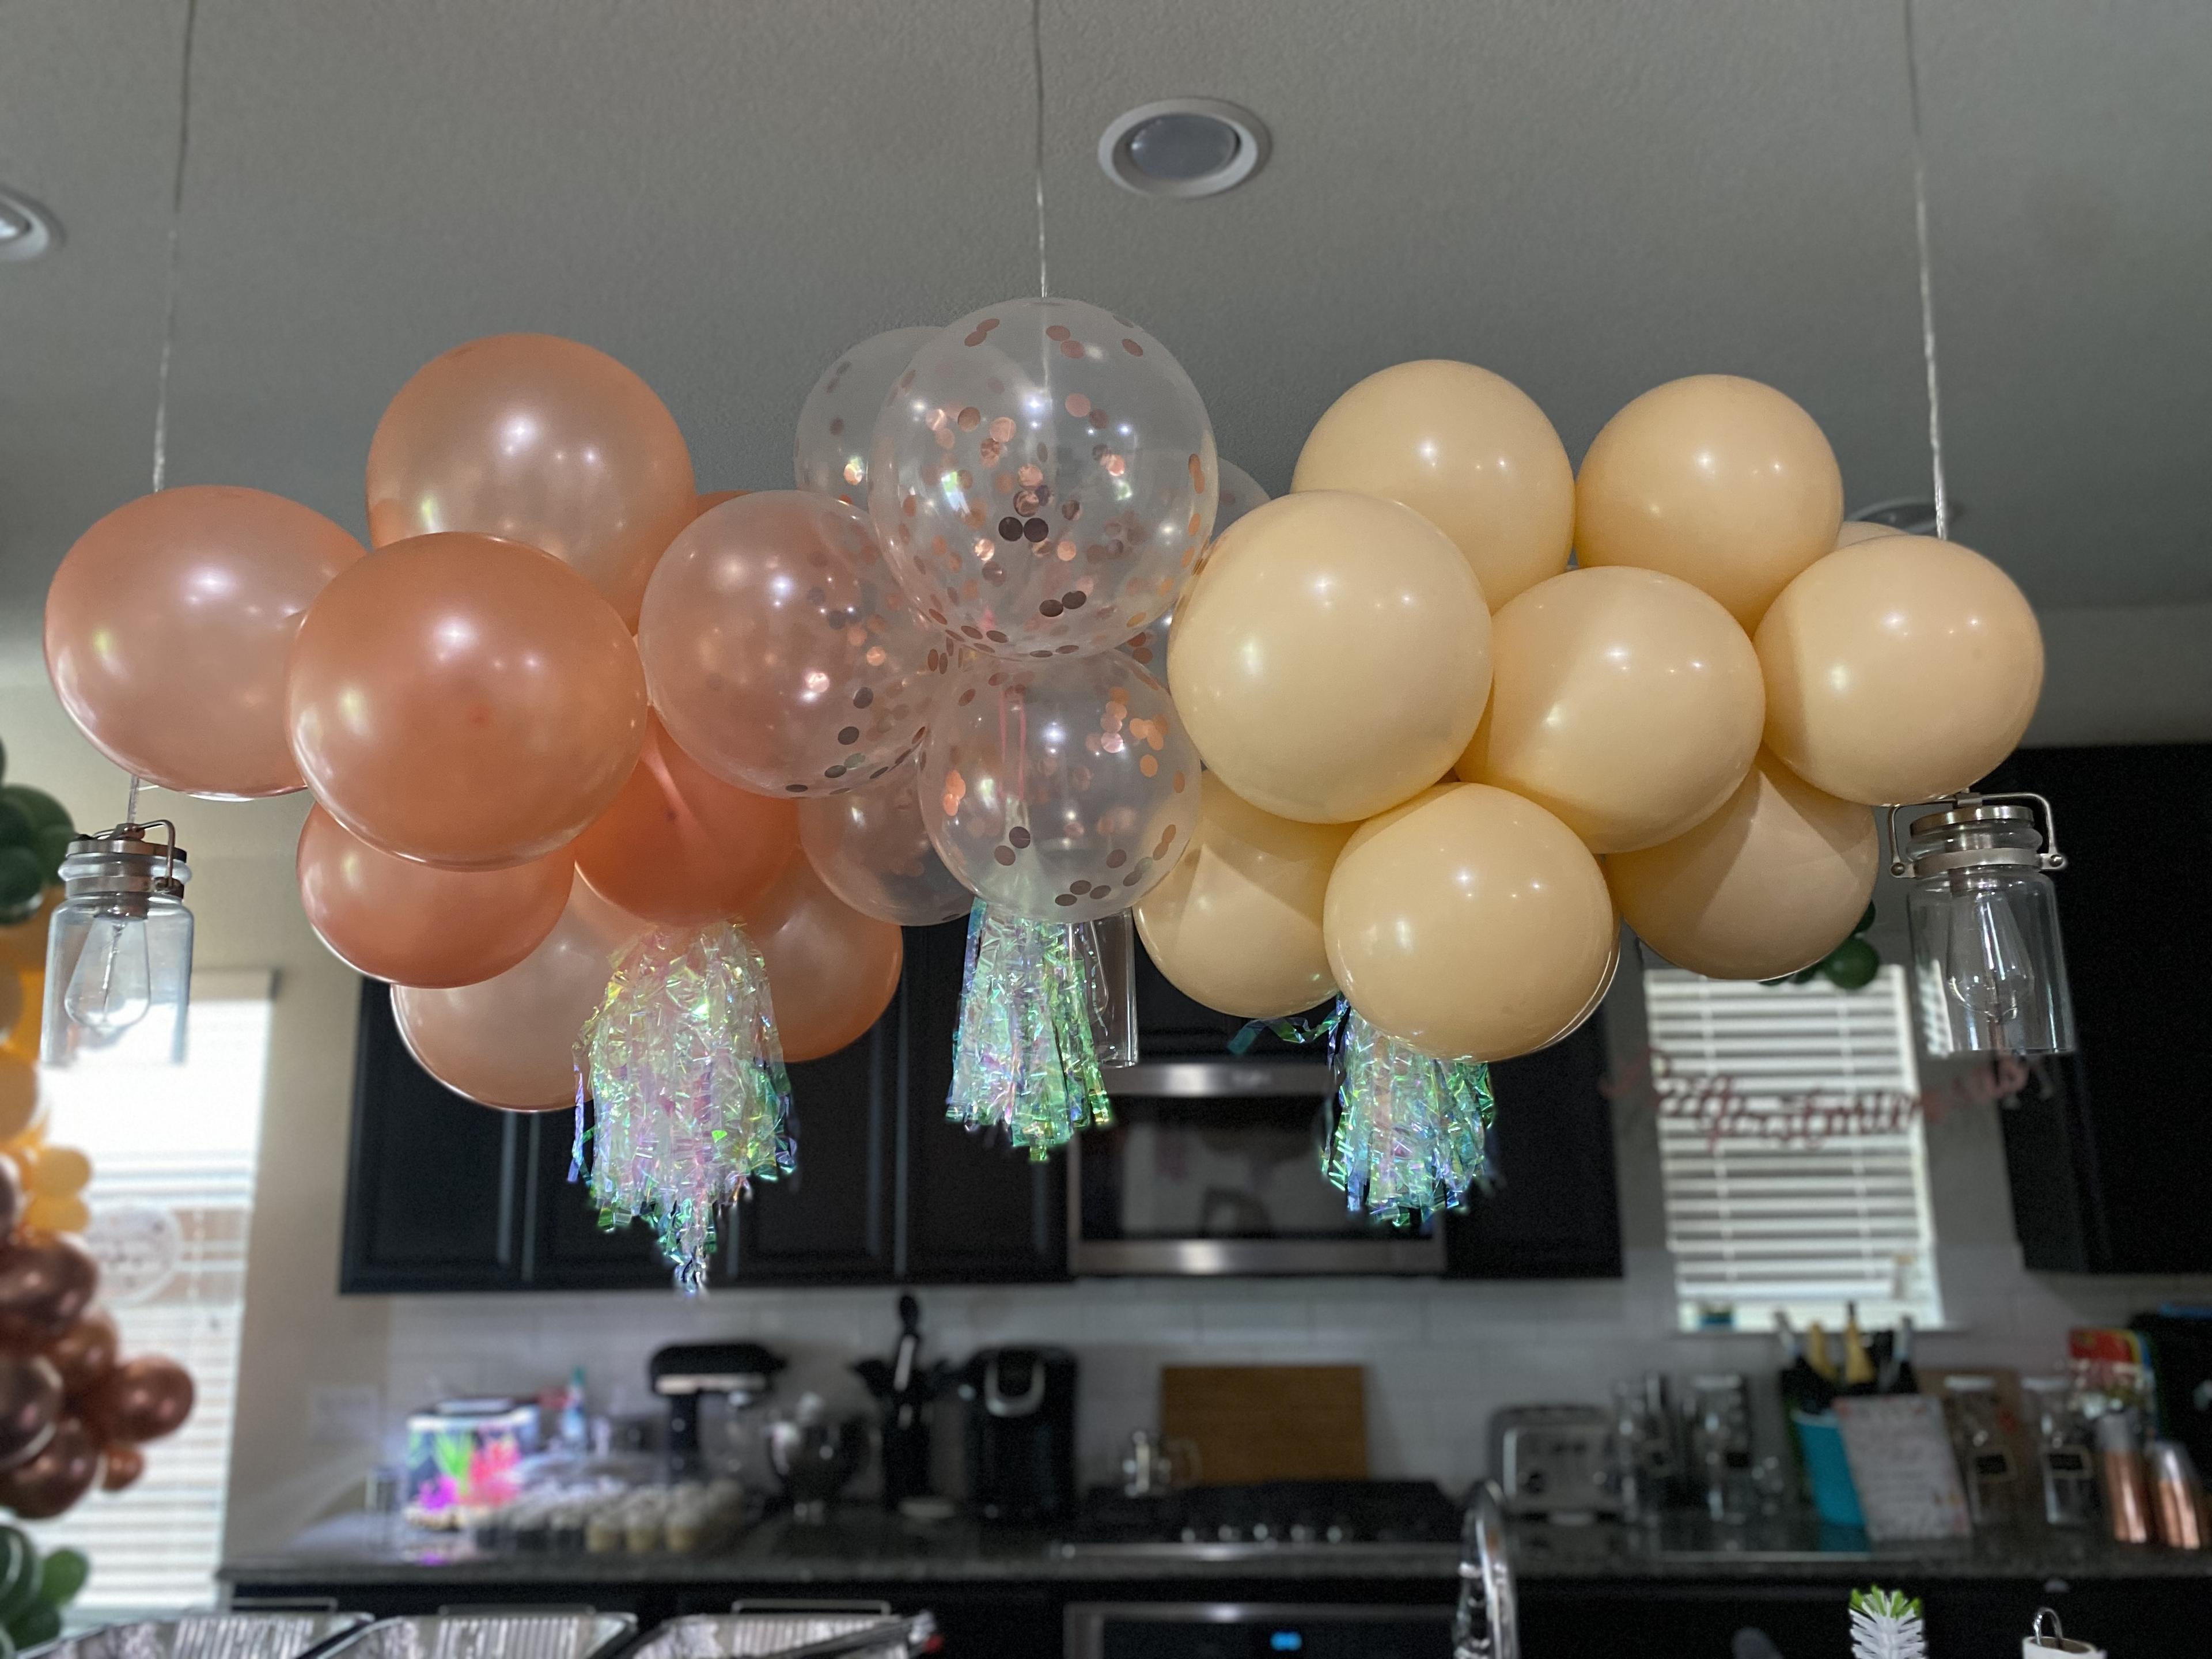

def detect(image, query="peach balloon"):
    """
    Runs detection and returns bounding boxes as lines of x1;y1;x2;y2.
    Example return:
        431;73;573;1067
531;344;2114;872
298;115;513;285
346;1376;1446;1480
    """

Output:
1456;567;1764;853
744;859;903;1063
1169;492;1491;824
46;487;364;798
1756;535;2043;805
1132;775;1352;1021
1608;751;1880;980
1575;375;1843;629
297;805;570;988
288;533;647;869
365;334;696;627
1324;784;1613;1061
639;492;948;799
1834;520;1903;548
574;715;800;925
1292;359;1574;607
392;874;642;1110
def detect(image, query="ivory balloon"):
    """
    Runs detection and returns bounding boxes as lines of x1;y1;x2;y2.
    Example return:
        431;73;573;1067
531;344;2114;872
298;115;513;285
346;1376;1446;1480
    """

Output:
46;487;365;798
1291;359;1574;607
1456;567;1764;853
1756;535;2043;805
794;327;939;505
1169;492;1492;823
1324;783;1613;1060
1575;375;1843;628
744;858;904;1063
1608;751;1879;980
366;334;696;627
1132;775;1352;1020
639;492;948;798
797;760;971;927
1834;520;1902;548
392;874;642;1110
288;533;647;869
574;715;801;925
297;805;571;988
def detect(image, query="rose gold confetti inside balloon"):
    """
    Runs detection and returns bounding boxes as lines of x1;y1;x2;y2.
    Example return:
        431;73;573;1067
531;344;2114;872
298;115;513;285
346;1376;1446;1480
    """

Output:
870;298;1217;661
794;327;939;507
919;652;1200;924
1122;459;1270;681
639;491;949;798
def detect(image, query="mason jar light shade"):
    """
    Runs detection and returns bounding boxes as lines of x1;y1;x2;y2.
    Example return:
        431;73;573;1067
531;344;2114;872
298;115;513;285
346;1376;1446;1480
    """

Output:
1895;798;2074;1058
42;825;194;1067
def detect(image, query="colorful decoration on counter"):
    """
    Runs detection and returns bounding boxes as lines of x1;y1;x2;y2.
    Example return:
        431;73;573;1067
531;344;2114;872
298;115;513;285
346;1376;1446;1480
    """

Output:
1324;1006;1497;1225
945;903;1114;1159
0;1526;89;1651
575;923;794;1291
1847;1587;1927;1659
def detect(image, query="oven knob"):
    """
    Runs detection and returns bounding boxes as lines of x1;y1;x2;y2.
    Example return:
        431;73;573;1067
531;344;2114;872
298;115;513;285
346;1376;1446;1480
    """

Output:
1180;1525;1199;1544
1289;1523;1316;1544
1217;1524;1239;1543
1325;1522;1347;1543
1251;1522;1271;1542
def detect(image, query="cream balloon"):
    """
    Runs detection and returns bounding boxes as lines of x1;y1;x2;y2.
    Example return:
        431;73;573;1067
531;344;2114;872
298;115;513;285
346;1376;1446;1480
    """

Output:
1607;751;1879;980
1575;375;1843;628
1491;922;1623;1062
1292;359;1574;607
1132;775;1353;1021
1169;492;1491;824
1323;783;1613;1060
1834;520;1903;548
1756;535;2043;805
1456;567;1764;853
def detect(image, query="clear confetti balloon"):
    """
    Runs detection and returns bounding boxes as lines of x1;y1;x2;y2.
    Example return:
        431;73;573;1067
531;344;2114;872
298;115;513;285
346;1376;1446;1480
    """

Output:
794;326;940;507
870;297;1217;660
797;756;972;926
921;652;1200;923
639;491;952;798
1123;458;1270;679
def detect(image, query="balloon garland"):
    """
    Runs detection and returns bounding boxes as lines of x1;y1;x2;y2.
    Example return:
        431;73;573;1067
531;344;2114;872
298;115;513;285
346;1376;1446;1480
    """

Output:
40;292;2046;1240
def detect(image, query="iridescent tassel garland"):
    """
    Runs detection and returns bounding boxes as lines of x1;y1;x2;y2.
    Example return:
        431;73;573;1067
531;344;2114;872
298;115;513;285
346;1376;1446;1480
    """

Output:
946;902;1116;1158
1324;1006;1496;1225
575;923;794;1291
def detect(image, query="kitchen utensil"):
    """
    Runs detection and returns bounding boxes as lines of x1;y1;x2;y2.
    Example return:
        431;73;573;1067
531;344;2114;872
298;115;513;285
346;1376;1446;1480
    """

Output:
853;1294;953;1512
766;1393;867;1523
2025;1607;2106;1657
1488;1404;1616;1520
1158;1364;1365;1486
2148;1438;2205;1548
1687;1374;1754;1522
959;1347;1078;1522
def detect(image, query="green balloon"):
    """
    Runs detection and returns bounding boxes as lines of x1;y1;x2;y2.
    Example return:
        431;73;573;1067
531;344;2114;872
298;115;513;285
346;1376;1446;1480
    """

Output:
0;804;31;855
1851;902;1878;937
0;849;41;915
30;825;73;886
36;1548;86;1609
0;787;71;838
1820;936;1881;991
8;1600;60;1650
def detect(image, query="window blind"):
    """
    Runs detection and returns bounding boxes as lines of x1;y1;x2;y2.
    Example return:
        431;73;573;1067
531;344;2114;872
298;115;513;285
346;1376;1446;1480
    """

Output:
1643;965;1943;1334
26;982;274;1613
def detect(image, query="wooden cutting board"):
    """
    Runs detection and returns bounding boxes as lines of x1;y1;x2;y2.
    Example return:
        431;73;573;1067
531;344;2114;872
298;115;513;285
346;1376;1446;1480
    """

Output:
1160;1365;1368;1484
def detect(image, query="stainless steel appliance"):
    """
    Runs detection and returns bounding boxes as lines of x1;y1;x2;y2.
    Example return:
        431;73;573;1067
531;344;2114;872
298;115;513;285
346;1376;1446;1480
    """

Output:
1488;1404;1618;1520
1065;1603;1452;1659
1061;1478;1463;1558
651;1340;786;1479
1068;1059;1445;1275
959;1346;1077;1522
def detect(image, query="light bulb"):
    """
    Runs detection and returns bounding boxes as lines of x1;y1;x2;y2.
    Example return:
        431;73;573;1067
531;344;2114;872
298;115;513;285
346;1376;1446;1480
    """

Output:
63;911;151;1035
1943;884;2033;1025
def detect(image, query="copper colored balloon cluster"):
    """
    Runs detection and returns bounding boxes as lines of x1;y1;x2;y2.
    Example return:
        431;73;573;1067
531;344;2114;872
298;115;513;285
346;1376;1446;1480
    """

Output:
0;1158;192;1520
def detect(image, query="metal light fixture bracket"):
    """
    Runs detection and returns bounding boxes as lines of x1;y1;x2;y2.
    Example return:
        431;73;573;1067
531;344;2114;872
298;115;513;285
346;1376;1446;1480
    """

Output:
1888;792;2065;880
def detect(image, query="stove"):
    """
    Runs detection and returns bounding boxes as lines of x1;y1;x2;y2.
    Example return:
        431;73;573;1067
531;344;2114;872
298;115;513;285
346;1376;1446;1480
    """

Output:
1056;1479;1464;1559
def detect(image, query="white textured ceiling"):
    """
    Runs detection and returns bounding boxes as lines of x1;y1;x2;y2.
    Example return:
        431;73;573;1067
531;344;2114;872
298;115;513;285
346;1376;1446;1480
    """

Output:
1;0;2207;677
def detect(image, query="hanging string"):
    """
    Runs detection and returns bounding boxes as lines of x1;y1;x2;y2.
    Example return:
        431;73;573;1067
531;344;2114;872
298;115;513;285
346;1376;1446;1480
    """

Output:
1028;0;1049;300
1900;0;1949;540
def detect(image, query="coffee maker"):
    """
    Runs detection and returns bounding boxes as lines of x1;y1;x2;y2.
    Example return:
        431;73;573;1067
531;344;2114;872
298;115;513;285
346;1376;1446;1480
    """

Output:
958;1347;1077;1522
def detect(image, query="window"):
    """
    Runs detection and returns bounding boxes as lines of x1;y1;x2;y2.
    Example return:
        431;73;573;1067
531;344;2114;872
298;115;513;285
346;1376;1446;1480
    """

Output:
26;975;274;1613
1645;965;1944;1334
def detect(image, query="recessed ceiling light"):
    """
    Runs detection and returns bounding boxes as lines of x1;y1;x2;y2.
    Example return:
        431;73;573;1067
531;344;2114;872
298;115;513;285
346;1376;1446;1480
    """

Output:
0;188;59;263
1098;99;1269;199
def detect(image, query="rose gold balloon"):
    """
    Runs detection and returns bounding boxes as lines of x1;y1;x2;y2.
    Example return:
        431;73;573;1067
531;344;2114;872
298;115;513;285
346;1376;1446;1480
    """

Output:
1292;359;1575;608
1576;375;1843;629
392;874;643;1110
366;334;696;627
1757;535;2043;805
46;487;365;798
0;1415;98;1519
297;805;571;988
640;492;947;798
99;1440;144;1492
288;533;647;869
1608;751;1880;980
1456;567;1764;853
44;1309;118;1400
574;715;800;925
744;859;903;1064
0;1354;59;1472
82;1355;193;1445
0;1234;98;1350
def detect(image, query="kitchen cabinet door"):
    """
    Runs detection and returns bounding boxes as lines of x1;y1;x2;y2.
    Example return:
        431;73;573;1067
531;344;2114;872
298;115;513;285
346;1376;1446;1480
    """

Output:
1444;1016;1623;1279
340;982;529;1293
526;1107;709;1290
729;1023;897;1283
895;918;1069;1281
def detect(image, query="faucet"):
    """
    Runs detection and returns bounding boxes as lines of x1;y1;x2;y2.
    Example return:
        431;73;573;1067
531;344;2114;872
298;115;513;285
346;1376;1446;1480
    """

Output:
1452;1480;1518;1659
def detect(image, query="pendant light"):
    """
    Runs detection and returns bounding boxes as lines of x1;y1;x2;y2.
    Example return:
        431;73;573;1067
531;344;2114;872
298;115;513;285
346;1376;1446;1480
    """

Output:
41;821;195;1067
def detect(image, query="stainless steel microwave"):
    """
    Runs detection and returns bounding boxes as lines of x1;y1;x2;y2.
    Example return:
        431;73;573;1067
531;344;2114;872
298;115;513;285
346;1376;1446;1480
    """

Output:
1065;1058;1446;1276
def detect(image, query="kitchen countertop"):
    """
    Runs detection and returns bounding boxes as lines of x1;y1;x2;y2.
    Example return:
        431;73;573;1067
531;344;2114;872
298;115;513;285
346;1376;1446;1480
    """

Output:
220;1509;2212;1588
